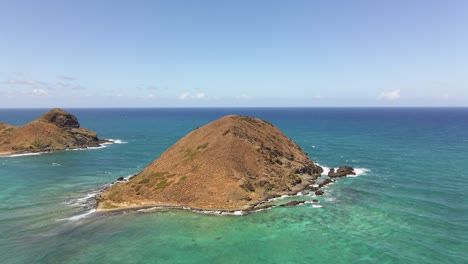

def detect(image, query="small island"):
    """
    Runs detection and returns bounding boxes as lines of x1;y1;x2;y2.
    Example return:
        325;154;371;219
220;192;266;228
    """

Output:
0;108;108;155
97;115;329;211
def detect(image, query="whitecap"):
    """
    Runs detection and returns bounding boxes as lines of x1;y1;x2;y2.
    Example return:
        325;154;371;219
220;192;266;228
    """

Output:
64;185;110;209
349;168;370;177
316;163;370;177
105;139;128;144
59;209;96;221
68;145;106;151
315;163;330;175
51;163;61;166
0;152;46;158
221;210;245;216
312;205;323;208
86;145;107;150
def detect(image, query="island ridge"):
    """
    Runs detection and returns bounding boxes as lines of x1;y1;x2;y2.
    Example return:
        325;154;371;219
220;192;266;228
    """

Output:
0;108;107;155
97;115;324;211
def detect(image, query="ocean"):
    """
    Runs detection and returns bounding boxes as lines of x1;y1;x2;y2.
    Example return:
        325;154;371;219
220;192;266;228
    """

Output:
0;108;466;263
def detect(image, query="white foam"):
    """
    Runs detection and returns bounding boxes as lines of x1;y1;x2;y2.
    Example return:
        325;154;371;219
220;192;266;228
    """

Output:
124;174;137;181
68;145;106;151
67;139;127;152
87;145;107;150
0;152;46;158
221;210;245;216
349;168;370;177
267;194;293;202
316;163;370;177
59;209;96;221
137;207;165;212
105;139;127;144
51;163;61;166
64;186;110;208
137;206;247;216
315;163;330;175
312;205;323;208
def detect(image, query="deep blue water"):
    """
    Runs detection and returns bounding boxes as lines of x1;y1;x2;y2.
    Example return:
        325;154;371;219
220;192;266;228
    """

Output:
0;108;467;263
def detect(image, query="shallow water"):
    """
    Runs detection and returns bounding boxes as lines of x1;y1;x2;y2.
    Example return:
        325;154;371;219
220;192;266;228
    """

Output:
0;108;466;263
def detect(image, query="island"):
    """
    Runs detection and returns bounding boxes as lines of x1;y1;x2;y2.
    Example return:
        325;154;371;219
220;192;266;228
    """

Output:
97;115;331;212
0;108;108;155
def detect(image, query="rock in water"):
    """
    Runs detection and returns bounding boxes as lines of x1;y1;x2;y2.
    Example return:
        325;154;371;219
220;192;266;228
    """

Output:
328;166;356;178
97;115;323;211
0;108;106;154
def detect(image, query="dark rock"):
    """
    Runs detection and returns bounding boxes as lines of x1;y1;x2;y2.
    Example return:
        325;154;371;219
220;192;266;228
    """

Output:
279;200;306;207
116;177;125;181
328;166;355;178
308;186;319;192
315;190;324;196
318;178;333;188
240;181;255;192
41;108;80;128
312;199;319;203
295;164;324;175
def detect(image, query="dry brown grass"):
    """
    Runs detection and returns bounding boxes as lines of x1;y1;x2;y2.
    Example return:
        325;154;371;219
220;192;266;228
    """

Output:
0;109;102;154
97;115;322;211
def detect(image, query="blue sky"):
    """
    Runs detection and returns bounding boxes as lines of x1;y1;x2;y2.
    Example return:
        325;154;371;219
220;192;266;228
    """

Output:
0;0;467;107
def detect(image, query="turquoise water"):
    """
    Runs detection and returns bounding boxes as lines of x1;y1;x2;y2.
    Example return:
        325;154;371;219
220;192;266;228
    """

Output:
0;108;467;263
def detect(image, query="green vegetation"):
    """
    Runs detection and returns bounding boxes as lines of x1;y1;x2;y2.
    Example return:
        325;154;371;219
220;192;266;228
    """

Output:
100;202;119;210
183;148;198;161
156;179;171;190
138;178;150;184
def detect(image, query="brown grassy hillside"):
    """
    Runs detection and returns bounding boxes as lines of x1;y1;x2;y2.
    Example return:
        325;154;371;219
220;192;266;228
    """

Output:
97;115;323;211
0;108;106;154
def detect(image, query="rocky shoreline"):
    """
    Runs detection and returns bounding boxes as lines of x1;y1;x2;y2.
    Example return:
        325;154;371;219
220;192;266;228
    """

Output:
94;165;357;215
0;108;108;155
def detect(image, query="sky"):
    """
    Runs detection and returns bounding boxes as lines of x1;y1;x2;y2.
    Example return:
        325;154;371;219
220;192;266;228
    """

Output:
0;0;467;107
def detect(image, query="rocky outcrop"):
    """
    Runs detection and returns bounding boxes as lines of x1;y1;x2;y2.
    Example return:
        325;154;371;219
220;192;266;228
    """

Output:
38;109;80;128
319;178;334;187
279;200;306;207
315;190;324;196
328;166;356;178
97;115;323;211
0;108;107;154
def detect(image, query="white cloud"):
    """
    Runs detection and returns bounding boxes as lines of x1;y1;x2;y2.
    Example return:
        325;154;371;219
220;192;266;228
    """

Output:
5;79;47;87
145;94;158;99
4;77;85;91
379;89;401;100
31;89;48;96
178;92;209;100
195;92;206;99
178;92;191;100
